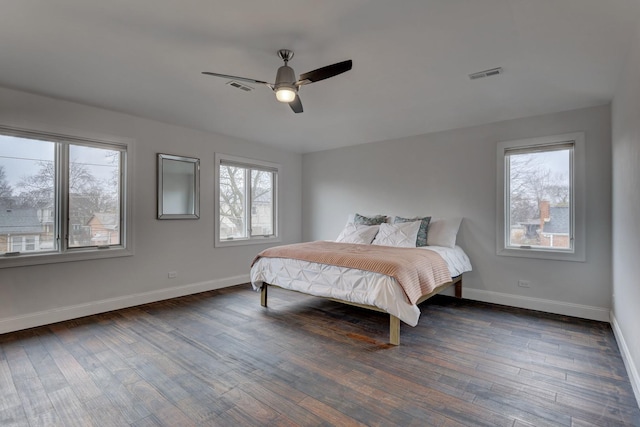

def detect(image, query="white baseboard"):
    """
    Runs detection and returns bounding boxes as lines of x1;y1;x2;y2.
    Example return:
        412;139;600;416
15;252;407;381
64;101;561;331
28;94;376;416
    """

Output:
0;274;250;335
610;311;640;408
462;288;610;322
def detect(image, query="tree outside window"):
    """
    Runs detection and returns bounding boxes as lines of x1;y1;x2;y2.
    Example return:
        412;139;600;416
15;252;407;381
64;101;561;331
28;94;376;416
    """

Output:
507;146;572;249
0;131;125;257
216;154;279;247
497;132;585;262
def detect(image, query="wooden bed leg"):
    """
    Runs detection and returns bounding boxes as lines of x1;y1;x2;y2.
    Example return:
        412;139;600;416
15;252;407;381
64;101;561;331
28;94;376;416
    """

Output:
389;315;400;346
261;284;268;307
455;280;462;298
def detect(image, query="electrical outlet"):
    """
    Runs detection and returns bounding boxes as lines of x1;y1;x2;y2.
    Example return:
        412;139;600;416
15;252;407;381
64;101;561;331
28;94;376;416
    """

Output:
168;271;177;279
517;280;530;288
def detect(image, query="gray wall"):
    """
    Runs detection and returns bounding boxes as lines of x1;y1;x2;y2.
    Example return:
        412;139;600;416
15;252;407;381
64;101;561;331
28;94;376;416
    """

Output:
302;104;612;321
612;20;640;403
0;86;302;332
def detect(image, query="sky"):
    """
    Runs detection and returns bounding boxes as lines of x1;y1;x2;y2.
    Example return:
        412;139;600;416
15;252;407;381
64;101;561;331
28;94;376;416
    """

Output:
0;134;118;191
529;149;570;180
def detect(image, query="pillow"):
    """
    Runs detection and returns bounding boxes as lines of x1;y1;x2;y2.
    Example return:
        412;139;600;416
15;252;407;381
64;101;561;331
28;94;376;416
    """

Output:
372;221;421;248
353;213;387;226
394;216;431;247
335;223;380;244
427;217;462;248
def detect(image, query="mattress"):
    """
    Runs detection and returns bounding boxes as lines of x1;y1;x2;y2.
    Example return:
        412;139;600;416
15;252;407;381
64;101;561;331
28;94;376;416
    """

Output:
250;244;472;326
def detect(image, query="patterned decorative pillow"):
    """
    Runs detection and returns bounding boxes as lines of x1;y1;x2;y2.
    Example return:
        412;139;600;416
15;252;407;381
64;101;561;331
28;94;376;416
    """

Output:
394;216;431;247
353;213;387;226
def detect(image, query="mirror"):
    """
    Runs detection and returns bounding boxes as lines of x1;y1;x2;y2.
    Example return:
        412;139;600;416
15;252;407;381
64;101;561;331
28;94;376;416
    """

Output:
157;153;200;219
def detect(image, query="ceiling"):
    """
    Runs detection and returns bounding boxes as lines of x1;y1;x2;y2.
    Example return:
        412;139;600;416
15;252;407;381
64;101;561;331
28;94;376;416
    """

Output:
1;1;639;153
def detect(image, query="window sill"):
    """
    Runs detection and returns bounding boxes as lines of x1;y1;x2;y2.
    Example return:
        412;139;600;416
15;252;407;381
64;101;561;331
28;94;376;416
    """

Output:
497;246;585;262
0;247;133;269
215;236;281;248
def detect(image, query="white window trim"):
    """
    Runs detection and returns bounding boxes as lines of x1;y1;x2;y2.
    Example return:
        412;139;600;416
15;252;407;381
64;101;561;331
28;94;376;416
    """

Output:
496;132;585;262
0;125;134;269
214;153;281;248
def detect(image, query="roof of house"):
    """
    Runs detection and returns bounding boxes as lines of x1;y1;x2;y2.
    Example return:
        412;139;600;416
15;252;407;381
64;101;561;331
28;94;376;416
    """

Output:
543;206;570;234
88;213;119;230
0;208;42;234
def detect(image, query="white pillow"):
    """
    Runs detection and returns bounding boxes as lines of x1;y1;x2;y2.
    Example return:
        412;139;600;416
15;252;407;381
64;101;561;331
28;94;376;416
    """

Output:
372;221;421;248
335;224;380;244
427;217;462;248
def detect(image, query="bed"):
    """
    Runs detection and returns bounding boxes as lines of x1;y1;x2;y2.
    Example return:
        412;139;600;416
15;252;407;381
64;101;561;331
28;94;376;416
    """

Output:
250;233;472;345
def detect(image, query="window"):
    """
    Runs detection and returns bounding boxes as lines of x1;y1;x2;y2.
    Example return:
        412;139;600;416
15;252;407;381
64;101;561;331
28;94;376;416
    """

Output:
497;132;585;261
215;153;280;247
25;237;36;251
0;126;131;267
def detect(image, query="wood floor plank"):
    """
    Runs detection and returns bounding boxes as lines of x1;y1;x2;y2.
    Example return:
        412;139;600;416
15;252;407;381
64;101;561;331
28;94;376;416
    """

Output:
0;359;21;412
12;376;52;420
47;386;95;427
240;379;327;425
0;285;637;426
39;335;102;402
84;364;150;424
27;409;63;427
82;394;131;427
0;405;29;427
297;395;369;427
125;379;196;427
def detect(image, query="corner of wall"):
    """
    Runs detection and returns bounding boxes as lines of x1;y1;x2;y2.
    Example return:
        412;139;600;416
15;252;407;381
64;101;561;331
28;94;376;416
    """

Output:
610;311;640;408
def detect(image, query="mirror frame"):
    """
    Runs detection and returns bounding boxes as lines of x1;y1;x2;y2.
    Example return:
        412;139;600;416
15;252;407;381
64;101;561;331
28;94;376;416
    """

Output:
157;153;200;219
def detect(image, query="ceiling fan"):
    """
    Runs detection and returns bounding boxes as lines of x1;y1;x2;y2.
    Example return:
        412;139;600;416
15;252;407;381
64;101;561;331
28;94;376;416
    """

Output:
202;49;352;113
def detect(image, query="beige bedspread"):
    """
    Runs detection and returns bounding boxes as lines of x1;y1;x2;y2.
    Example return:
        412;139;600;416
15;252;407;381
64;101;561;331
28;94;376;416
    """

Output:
252;241;451;304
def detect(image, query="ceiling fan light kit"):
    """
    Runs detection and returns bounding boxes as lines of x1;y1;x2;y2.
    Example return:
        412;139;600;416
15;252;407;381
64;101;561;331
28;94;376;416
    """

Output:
275;87;296;103
203;49;352;113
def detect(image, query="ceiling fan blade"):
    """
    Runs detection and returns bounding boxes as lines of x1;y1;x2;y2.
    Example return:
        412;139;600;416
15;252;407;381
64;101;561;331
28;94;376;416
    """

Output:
296;60;352;86
202;72;272;87
289;94;303;113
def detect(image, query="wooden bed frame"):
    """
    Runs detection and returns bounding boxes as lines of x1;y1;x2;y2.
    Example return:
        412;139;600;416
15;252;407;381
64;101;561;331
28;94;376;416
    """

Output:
260;275;462;346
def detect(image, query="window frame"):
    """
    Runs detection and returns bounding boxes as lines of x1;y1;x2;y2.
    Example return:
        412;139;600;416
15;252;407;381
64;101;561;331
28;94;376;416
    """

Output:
214;153;281;247
0;125;134;268
496;132;585;262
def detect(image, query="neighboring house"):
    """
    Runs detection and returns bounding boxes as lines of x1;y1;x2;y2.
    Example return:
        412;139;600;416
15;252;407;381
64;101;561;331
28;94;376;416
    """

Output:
250;193;274;236
36;205;56;249
538;200;570;248
510;200;570;248
0;208;44;253
87;212;120;245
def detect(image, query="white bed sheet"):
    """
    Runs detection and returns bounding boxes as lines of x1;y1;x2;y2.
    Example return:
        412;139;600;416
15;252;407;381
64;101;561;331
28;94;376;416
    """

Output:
250;245;472;326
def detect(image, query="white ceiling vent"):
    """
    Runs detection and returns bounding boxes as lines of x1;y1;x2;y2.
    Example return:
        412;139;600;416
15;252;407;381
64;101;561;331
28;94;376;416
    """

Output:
469;67;503;80
226;80;254;92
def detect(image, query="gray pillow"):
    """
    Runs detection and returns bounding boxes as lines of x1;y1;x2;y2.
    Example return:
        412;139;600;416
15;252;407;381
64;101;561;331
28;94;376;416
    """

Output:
353;213;387;226
394;216;431;247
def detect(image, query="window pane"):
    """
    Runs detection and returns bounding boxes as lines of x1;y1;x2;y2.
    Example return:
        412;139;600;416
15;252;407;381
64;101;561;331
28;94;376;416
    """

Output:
25;237;36;251
0;135;56;254
219;165;246;239
507;147;571;249
68;145;121;247
250;170;274;237
11;237;23;252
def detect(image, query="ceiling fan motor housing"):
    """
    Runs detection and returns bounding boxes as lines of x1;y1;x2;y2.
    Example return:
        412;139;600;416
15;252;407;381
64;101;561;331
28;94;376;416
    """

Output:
275;65;296;90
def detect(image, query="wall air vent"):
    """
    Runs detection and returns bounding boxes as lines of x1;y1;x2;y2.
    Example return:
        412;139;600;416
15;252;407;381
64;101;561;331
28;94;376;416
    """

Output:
469;67;504;80
226;81;254;92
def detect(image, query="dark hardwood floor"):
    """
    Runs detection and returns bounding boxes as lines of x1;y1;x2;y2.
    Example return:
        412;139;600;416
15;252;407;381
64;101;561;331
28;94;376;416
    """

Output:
1;284;638;426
